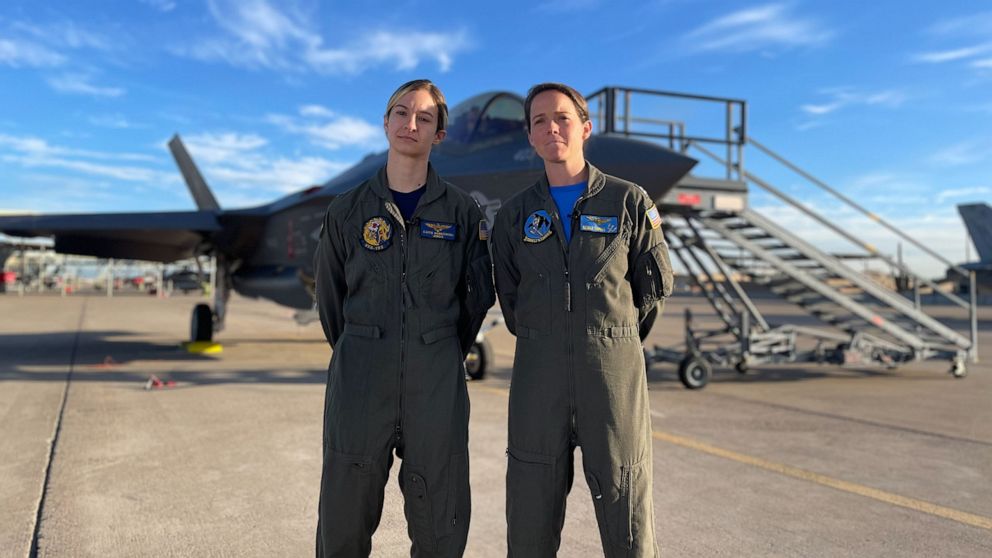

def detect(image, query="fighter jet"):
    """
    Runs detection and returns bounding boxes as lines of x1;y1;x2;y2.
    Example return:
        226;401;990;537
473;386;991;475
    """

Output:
0;90;697;376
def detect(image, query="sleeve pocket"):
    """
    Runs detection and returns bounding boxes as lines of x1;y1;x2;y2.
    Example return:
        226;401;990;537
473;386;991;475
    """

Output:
631;242;674;309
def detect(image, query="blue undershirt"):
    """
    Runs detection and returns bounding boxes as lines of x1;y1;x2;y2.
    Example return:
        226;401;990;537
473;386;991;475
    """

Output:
549;182;586;243
391;185;427;222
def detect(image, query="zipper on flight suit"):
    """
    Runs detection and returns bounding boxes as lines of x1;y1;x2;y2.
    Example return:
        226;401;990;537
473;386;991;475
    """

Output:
550;205;578;444
555;190;592;444
385;201;409;445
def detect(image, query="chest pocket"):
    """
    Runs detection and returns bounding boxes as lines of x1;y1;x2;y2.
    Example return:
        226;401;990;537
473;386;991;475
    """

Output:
581;220;636;336
514;238;555;337
584;220;632;284
413;218;461;308
342;223;391;318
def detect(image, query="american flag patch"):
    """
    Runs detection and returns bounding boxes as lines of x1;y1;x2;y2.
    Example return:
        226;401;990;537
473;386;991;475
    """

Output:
647;205;662;229
479;219;490;240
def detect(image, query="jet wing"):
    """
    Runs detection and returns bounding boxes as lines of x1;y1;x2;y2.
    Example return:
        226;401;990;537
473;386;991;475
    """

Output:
0;211;220;262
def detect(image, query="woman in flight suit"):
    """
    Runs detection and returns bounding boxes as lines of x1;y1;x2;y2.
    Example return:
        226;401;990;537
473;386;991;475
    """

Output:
314;79;495;557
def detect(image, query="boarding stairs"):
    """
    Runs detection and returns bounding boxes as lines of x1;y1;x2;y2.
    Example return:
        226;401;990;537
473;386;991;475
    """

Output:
586;86;978;388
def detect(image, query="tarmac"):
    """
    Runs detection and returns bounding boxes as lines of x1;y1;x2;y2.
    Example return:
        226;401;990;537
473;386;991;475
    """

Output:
1;291;990;557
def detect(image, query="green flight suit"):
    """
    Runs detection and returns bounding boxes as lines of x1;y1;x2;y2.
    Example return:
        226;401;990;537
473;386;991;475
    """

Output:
314;164;495;558
491;163;673;558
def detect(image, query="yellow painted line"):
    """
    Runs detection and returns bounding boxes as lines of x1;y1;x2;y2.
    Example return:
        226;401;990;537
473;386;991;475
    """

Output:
469;383;992;531
652;429;992;531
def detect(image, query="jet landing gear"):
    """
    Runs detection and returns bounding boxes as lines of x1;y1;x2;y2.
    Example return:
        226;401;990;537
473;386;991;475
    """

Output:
191;303;214;342
464;315;503;381
465;338;492;381
188;256;231;344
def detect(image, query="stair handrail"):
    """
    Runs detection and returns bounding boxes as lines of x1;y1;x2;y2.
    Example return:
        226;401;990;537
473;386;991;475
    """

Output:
693;141;978;363
748;137;970;277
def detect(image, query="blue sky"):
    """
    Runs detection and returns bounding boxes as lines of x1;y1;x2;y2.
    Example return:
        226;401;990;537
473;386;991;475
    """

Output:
1;0;990;276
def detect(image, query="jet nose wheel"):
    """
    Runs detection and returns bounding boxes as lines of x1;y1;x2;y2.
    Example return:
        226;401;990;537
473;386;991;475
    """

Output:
191;303;214;342
678;355;711;390
465;338;492;381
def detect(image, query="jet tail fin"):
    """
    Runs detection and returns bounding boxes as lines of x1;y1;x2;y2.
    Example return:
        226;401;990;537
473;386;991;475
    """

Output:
168;134;221;212
958;202;992;263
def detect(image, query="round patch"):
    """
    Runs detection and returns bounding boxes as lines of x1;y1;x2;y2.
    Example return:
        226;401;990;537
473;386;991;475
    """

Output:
523;210;553;243
362;216;392;251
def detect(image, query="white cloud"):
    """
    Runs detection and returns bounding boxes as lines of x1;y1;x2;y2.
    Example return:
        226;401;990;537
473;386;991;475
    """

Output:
299;104;335;118
0;133;157;162
927;12;992;37
936;187;992;204
0;134;167;182
535;0;600;13
799;87;906;117
181;131;352;199
140;0;177;12
11;20;113;51
48;73;125;98
914;43;992;64
176;0;470;75
929;141;992;167
0;37;65;67
181;132;268;164
89;114;137;129
971;58;992;69
684;3;832;53
268;106;384;150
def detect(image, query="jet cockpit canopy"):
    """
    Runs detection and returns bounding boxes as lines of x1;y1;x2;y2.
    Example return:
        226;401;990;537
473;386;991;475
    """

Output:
445;92;526;144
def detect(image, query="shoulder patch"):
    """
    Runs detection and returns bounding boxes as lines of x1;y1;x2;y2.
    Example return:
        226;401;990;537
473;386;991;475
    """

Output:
523;210;553;243
362;216;392;251
646;205;662;230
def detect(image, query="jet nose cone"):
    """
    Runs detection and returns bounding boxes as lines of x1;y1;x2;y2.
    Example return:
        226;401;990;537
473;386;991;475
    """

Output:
585;135;698;200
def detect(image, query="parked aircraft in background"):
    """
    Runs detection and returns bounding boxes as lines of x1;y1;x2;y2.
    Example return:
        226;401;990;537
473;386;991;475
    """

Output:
0;90;698;378
948;202;992;292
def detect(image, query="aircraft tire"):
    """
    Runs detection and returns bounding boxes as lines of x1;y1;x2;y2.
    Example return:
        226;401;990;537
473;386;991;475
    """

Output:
191;303;213;342
465;338;491;381
678;355;711;390
951;359;967;378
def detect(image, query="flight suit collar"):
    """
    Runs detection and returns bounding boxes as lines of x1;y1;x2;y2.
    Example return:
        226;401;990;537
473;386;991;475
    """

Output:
368;163;446;208
534;162;608;200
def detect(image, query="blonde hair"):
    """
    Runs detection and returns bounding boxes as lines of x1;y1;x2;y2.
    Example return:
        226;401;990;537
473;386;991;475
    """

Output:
524;82;589;132
384;79;448;132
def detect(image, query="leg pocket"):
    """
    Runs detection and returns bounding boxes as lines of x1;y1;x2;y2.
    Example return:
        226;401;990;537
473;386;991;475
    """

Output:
445;452;470;536
404;469;437;552
587;458;651;553
506;447;556;546
318;450;379;556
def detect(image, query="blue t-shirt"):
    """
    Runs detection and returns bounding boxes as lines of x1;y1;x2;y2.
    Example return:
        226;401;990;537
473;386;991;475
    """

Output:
391;185;427;222
549;182;586;243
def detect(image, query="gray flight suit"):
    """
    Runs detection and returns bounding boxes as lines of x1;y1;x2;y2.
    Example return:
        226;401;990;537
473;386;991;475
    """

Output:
314;164;495;557
491;163;673;558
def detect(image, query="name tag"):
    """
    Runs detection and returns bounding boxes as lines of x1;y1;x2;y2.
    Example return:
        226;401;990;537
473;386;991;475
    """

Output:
420;220;457;241
579;214;619;234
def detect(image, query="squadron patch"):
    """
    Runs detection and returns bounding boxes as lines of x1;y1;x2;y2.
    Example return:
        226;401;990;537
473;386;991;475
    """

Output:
579;214;619;234
420;220;457;241
523;210;553;243
478;219;490;241
362;216;392;251
646;205;662;230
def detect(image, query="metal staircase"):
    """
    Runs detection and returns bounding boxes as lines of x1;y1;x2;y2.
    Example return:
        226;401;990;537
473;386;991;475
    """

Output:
586;86;978;388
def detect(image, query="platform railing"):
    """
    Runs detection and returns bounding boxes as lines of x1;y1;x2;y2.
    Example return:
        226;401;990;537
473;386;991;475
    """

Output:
586;86;747;181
